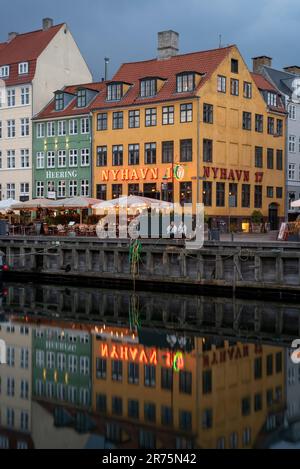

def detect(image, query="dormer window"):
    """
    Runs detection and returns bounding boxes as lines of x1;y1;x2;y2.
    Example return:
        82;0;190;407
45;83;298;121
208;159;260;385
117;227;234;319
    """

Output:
0;65;10;78
77;89;87;108
107;83;123;101
18;62;29;75
55;93;64;111
267;92;277;107
176;73;195;93
140;78;157;98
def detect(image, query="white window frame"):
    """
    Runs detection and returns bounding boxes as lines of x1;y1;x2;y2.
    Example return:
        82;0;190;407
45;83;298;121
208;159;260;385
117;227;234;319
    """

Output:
18;62;29;75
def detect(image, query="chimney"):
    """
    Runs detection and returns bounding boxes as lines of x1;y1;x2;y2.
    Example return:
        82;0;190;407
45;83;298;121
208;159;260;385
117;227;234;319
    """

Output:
283;65;300;75
43;18;54;31
157;30;179;60
8;32;18;42
252;56;272;74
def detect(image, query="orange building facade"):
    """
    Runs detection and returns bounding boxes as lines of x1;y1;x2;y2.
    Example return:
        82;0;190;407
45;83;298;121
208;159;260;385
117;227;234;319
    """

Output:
91;36;286;230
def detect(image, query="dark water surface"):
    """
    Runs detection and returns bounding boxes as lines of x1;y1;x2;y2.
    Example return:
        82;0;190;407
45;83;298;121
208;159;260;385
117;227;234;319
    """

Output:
0;281;299;449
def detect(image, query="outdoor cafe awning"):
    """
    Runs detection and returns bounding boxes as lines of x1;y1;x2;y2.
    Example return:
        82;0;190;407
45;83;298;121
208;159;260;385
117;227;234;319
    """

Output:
291;199;300;208
0;198;17;211
11;198;57;210
50;196;102;209
92;195;173;212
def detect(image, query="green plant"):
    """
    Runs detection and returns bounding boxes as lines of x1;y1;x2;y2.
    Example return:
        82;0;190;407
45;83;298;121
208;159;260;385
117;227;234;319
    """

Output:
251;210;263;224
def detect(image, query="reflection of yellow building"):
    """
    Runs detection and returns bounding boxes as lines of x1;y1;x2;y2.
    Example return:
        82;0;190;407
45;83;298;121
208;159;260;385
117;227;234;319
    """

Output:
92;31;286;228
92;326;285;449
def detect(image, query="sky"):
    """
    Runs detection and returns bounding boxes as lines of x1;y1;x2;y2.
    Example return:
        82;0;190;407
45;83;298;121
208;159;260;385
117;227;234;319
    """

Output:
1;0;300;80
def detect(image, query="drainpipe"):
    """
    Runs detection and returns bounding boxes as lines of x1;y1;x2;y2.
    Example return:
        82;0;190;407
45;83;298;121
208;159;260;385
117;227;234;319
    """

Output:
196;96;201;206
285;109;289;222
89;111;93;198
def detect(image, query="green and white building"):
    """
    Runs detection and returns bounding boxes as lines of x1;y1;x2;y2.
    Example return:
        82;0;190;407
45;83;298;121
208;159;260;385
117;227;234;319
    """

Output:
32;83;104;199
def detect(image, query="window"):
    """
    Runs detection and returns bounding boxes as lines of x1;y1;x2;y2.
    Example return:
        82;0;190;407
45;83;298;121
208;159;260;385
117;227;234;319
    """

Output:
216;182;225;207
97;113;107;131
96;358;107;379
37;123;45;138
162;141;173;163
47;121;55;137
203;103;213;123
217;75;226;93
277;119;283;136
266;354;273;376
7;150;15;168
36;181;44;198
176;73;195;93
6;408;15;428
97;146;107;167
267;389;273;407
20;149;29;169
162;106;174;125
113;111;123;129
112;360;123;381
243;112;251;130
0;121;2;139
145;143;156;164
69;180;77;197
55;93;64;111
216;438;226;449
19;62;29;74
202;409;213;429
20;182;29;199
128;144;139;165
81;148;90;166
81;179;89;196
69;149;78;167
276;150;283;170
289;135;296;152
58;150;66;167
289;104;296;120
96;394;107;413
77;89;87;107
128;184;139;196
255;146;263;168
112;184;122;199
20;380;29;399
112;396;123;416
46;351;55;369
242;397;251;416
255;114;263;132
289;163;296;180
112;145;123;165
231;59;239;73
180;182;192;204
81;117;89;134
144;402;156;423
6;346;15;367
179;410;192;431
6;183;15;199
254;357;262;379
276;187;283;198
244;82;252;98
180;139;192;162
203;139;213;162
20;348;29;369
128;399;139;419
97;184;107;200
128;362;139;384
20;118;30;136
57;120;66;136
229;183;237;207
47;181;55;196
0;65;9;78
7;377;15;396
180;103;193;123
254;393;262;412
203;369;212;394
80;356;89;375
7;119;15;138
144;365;156;387
230;432;238;449
58;181;66;198
69;119;78;135
276;352;282;373
161;367;173;390
267;92;277;107
36;349;44;367
140;78;157;97
161;406;173;426
47;151;55;168
267;186;274;198
145;108;157;127
254;185;262;208
231;78;239;96
203;181;212;206
268;117;274;135
21;87;30;105
129;109;140;128
107;83;123;101
179;370;192;394
7;89;15;107
267;148;274;169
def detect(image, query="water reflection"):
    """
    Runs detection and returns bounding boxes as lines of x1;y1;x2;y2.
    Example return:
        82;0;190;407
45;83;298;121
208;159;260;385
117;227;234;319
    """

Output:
0;282;299;449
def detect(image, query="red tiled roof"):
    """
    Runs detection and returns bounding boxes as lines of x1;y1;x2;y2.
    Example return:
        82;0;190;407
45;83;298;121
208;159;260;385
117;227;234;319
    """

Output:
33;81;107;120
91;45;234;109
0;24;63;86
251;72;286;113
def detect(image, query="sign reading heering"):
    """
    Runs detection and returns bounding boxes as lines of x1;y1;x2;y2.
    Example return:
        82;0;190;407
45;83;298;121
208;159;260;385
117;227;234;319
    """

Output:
46;170;78;180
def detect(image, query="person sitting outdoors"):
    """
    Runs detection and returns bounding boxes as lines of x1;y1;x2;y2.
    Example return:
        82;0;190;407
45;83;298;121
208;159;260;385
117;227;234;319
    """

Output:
166;221;177;239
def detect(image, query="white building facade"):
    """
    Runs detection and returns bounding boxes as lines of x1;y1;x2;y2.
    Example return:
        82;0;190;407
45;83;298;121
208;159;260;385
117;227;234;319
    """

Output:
0;18;92;201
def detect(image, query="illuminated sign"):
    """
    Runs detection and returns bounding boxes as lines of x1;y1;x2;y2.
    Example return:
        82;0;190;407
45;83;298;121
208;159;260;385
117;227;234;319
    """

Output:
173;164;185;181
100;343;184;369
100;167;173;182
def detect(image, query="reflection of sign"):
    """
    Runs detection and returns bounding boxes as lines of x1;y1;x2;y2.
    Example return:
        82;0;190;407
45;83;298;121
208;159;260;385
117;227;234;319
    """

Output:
45;340;76;353
100;343;183;368
100;167;173;182
291;339;300;364
203;344;262;368
46;170;78;179
0;339;6;365
277;222;288;241
174;164;185;181
173;352;184;372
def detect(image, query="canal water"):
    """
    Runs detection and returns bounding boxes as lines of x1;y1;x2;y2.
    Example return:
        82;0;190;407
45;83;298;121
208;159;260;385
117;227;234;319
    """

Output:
0;281;299;450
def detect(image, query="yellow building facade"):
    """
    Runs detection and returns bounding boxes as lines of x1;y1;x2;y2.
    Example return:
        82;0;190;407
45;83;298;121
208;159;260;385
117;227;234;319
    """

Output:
92;42;286;230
